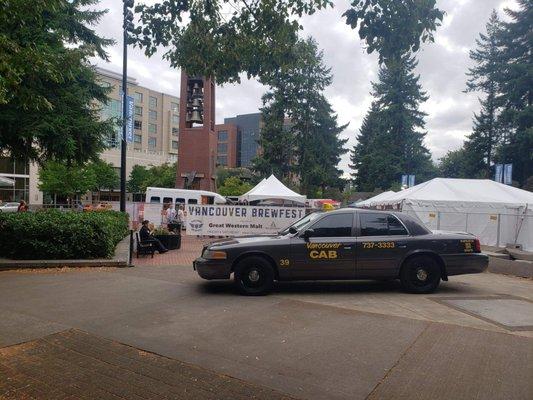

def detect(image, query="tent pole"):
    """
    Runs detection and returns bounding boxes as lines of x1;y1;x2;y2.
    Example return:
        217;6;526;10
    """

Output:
496;214;501;247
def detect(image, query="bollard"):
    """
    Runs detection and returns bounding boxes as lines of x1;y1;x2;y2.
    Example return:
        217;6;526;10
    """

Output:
128;229;134;267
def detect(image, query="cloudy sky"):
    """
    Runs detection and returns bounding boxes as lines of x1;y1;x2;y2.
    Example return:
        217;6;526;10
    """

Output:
92;0;518;176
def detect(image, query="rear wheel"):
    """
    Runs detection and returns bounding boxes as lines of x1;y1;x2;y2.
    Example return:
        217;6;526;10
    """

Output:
234;256;275;296
400;255;441;294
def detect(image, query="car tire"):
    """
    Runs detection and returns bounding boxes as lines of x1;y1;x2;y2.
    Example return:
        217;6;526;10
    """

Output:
400;255;441;294
234;256;275;296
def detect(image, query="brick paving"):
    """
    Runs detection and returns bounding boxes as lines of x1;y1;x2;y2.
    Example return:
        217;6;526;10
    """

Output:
134;235;214;267
0;330;295;400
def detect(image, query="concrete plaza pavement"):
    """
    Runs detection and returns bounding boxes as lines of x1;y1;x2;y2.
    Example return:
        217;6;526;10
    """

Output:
0;258;532;399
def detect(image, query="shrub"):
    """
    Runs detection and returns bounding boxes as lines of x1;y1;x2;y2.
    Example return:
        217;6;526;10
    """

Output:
0;210;128;260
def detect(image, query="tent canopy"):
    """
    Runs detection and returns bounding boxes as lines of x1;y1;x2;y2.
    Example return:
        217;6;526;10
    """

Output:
356;190;396;207
365;178;533;251
239;175;306;204
377;178;533;207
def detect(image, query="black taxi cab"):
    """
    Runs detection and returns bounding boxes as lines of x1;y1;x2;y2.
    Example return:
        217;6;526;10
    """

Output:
193;208;488;295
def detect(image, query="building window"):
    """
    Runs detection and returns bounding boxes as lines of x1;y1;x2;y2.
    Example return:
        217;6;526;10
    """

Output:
172;140;179;150
100;98;121;148
134;134;142;143
217;156;227;166
172;127;179;136
135;106;142;116
172;114;179;124
134;120;142;130
171;102;179;112
149;96;157;108
218;130;228;141
149;110;157;121
134;92;143;103
148;137;157;148
217;143;228;153
148;123;157;134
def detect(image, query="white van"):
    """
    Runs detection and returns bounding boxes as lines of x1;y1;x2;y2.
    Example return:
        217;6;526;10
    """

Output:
145;187;226;205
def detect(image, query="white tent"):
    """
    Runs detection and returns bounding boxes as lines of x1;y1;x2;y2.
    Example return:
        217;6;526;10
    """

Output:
239;175;306;204
368;178;533;251
356;190;396;207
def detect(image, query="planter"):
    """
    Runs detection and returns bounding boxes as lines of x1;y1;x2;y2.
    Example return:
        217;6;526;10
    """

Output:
154;234;181;250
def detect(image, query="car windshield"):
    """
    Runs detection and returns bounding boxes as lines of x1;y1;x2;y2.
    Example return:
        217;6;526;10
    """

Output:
279;212;323;235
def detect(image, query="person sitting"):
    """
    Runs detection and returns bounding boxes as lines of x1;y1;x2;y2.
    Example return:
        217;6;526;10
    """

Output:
139;220;168;253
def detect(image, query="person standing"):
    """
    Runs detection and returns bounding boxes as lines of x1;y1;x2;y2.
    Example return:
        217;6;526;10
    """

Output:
166;205;177;223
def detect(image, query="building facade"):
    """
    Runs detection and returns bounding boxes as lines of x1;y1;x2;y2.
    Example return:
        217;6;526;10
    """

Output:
223;113;262;168
97;67;180;181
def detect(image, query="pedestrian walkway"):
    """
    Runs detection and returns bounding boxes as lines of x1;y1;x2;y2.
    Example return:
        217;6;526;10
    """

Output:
0;329;295;400
134;235;212;267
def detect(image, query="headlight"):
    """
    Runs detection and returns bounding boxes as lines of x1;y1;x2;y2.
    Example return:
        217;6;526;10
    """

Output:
203;249;227;260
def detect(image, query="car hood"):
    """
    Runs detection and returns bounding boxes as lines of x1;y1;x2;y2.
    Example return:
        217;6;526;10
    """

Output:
208;234;285;248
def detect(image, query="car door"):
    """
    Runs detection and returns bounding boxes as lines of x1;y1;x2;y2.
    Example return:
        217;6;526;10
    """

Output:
355;212;411;278
289;213;356;280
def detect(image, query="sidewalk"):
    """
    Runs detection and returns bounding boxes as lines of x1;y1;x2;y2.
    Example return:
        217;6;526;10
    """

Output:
0;329;295;400
133;235;213;267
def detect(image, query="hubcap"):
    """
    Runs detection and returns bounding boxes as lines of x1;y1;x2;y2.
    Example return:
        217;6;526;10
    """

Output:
248;269;260;283
416;268;428;281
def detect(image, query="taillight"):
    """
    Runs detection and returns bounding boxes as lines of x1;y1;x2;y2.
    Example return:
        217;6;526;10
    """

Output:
474;238;481;253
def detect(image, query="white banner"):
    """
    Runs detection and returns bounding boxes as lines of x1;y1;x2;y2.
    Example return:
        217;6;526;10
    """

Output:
185;205;307;236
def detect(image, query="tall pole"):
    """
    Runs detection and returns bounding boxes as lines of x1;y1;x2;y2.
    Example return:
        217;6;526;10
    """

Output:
120;0;134;212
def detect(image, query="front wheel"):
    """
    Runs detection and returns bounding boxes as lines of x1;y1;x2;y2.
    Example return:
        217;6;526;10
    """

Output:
400;255;441;294
234;256;275;296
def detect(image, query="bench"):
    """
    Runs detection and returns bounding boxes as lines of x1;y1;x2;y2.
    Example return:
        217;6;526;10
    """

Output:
135;232;155;258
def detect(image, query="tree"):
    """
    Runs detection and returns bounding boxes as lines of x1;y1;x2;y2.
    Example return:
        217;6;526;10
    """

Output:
217;176;253;197
126;163;177;194
127;165;151;194
438;149;471;178
131;0;332;83
86;160;119;201
495;1;532;186
351;56;436;191
0;0;115;164
38;161;96;205
463;11;504;178
254;38;348;196
343;0;444;65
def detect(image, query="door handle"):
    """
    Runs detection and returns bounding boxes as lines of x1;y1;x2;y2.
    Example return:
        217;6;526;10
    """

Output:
396;241;407;248
343;246;352;250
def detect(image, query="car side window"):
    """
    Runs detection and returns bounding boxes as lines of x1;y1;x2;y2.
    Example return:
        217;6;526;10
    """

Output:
360;213;388;236
309;214;352;237
150;196;160;203
388;215;408;236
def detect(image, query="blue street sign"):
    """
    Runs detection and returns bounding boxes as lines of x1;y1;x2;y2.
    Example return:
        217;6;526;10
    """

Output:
408;175;415;187
401;175;408;187
495;164;503;183
503;164;513;185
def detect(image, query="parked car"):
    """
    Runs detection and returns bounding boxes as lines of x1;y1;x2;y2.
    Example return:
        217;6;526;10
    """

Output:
0;202;20;212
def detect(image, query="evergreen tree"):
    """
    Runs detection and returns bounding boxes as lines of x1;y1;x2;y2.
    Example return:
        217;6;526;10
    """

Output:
464;10;504;178
351;55;435;191
495;1;532;186
0;0;115;164
254;38;348;196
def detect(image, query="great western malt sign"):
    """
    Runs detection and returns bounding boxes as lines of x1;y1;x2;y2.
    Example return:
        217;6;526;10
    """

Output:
185;205;306;236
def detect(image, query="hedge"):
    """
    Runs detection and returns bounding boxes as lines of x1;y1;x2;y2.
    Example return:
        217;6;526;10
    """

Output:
0;210;129;260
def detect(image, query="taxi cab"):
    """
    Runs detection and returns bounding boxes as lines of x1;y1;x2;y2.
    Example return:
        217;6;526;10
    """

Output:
193;208;488;295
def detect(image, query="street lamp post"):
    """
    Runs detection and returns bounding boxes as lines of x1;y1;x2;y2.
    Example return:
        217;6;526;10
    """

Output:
121;0;134;213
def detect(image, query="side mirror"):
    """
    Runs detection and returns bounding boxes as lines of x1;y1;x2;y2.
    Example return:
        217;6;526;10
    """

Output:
301;229;314;240
288;226;298;235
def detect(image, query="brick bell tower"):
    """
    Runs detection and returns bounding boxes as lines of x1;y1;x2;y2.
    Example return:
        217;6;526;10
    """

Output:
176;72;217;191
